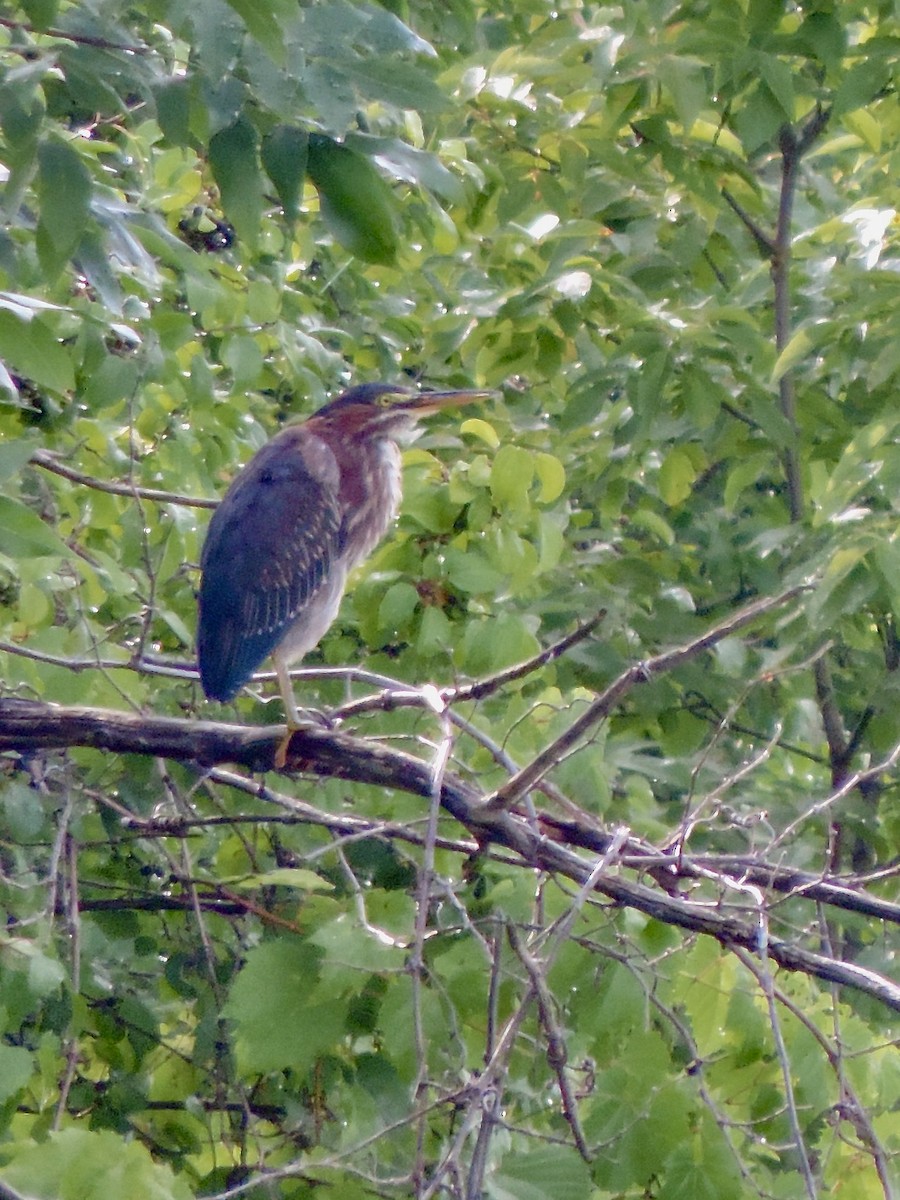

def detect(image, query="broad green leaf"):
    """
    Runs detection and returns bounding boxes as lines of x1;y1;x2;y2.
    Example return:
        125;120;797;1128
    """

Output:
221;0;291;63
0;310;74;394
346;133;465;203
0;496;73;559
347;57;448;115
36;137;91;271
491;1146;592;1200
378;580;419;632
154;77;191;147
261;124;308;220
208;117;263;248
627;506;675;544
0;436;38;485
759;55;794;120
307;134;399;264
0;1045;32;1104
21;0;59;29
658;56;707;132
490;444;534;513
832;59;891;118
732;82;784;154
770;327;813;383
461;614;540;674
0;1129;192;1200
799;10;846;69
534;451;565;502
221;333;265;390
461;417;500;448
843;108;881;154
443;546;505;594
659;446;697;506
417;603;452;656
225;939;347;1075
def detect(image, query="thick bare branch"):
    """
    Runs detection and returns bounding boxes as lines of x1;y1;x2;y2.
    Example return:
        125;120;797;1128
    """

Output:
2;696;898;1012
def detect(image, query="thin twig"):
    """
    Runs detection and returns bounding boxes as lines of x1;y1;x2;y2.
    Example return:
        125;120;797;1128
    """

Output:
734;945;818;1199
444;613;606;703
411;688;453;1196
507;924;591;1160
486;586;805;812
722;187;776;256
0;15;149;53
31;449;217;508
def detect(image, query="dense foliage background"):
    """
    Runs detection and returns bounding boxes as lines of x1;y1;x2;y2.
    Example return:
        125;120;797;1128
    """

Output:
0;0;898;1196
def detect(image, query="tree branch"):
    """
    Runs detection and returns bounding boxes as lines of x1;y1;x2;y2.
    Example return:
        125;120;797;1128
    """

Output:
445;612;606;702
486;586;805;812
721;188;775;257
2;693;898;1012
31;449;218;509
0;15;149;53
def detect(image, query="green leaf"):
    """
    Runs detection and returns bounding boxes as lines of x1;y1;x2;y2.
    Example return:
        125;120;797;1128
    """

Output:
378;580;419;632
225;940;347;1075
0;1045;32;1104
307;134;399;265
0;310;74;394
0;1129;193;1200
490;444;534;514
346;133;465;204
261;124;308;220
658;56;707;132
345;57;448;115
843;108;881;154
534;451;565;503
36;137;91;273
0;495;73;559
832;59;891;119
461;417;500;448
659;446;697;506
759;56;794;120
443;546;505;594
208;117;263;248
491;1146;592;1200
233;868;332;891
221;0;291;63
0;436;38;485
21;0;59;30
154;77;191;147
770;327;813;383
732;83;784;155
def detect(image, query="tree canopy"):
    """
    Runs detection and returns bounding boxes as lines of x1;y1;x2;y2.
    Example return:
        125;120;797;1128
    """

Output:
0;1;898;1197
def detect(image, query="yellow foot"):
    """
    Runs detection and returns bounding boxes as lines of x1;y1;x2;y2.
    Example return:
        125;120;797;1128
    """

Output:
272;710;331;769
274;727;295;769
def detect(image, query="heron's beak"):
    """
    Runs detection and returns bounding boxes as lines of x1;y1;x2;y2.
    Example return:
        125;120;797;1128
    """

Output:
403;388;495;414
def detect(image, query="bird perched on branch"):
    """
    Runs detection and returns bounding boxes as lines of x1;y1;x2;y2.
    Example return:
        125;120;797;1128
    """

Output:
197;382;490;736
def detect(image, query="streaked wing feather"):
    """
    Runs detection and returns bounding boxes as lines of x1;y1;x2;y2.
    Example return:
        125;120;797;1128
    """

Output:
197;432;342;701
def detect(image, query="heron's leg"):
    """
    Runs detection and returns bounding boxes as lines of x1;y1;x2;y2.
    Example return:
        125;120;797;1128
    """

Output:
275;655;303;728
272;655;329;767
273;655;303;768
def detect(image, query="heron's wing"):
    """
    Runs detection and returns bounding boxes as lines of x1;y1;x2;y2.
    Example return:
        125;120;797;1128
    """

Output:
197;430;343;701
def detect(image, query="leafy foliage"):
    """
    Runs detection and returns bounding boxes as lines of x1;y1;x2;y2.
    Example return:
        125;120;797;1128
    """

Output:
0;1;898;1197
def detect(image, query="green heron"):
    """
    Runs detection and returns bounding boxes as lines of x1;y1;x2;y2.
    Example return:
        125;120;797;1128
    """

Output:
197;382;489;730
